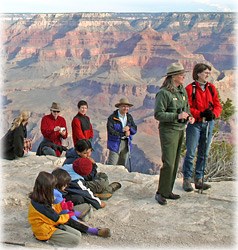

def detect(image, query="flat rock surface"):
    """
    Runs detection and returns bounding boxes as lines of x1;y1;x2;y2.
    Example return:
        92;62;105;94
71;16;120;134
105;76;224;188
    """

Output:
1;154;237;249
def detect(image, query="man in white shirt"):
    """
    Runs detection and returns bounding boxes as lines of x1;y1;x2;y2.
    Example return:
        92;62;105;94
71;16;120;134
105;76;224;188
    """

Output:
106;98;137;170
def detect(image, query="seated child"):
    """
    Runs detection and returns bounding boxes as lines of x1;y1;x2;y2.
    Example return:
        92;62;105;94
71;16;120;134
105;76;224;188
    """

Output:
61;158;106;209
63;139;121;200
28;171;110;248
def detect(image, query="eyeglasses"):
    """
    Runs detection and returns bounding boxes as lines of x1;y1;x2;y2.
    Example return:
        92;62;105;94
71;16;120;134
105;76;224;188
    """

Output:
52;110;60;113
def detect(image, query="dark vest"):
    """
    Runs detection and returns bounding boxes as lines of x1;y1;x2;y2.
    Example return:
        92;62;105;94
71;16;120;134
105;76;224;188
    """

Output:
74;114;90;133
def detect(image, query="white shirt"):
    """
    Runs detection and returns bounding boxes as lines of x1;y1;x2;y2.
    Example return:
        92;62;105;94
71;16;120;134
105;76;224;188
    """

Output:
118;110;127;128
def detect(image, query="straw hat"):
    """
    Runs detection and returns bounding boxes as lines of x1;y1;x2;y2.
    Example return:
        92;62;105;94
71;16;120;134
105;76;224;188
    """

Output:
115;97;133;108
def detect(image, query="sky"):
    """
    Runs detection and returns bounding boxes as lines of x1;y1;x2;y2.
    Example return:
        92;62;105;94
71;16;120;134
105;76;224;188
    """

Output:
0;0;237;13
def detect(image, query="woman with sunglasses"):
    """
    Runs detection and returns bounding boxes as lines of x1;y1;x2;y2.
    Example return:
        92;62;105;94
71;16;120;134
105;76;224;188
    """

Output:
36;102;68;157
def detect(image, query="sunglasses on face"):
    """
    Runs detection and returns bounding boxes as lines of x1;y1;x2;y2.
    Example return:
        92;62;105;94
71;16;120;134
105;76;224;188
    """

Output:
52;110;60;113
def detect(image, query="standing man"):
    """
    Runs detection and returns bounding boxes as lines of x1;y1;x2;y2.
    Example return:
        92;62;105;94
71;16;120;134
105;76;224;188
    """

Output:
37;102;68;157
154;62;195;205
71;100;94;146
182;63;222;192
106;97;137;169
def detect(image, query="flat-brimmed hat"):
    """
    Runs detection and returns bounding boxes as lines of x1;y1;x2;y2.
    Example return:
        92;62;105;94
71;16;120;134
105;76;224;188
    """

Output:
115;97;133;108
50;102;61;111
163;62;188;77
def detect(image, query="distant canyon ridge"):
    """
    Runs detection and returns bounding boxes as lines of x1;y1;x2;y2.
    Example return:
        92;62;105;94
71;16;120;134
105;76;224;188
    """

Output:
1;12;236;173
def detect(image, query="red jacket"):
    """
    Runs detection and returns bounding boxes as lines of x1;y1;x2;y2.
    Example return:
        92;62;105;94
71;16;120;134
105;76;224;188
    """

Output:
41;114;68;156
185;81;222;122
71;112;93;146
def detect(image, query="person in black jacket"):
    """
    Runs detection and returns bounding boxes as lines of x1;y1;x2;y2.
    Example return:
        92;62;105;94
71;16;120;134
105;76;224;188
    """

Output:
63;139;121;200
1;110;32;160
106;97;137;169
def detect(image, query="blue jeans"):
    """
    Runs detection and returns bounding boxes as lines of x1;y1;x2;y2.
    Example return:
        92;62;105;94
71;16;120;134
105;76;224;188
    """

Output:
182;120;214;180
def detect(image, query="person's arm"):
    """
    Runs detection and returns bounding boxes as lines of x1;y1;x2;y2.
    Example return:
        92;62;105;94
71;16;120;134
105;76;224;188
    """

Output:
13;126;24;157
127;114;137;135
59;117;68;139
89;121;94;139
211;85;223;118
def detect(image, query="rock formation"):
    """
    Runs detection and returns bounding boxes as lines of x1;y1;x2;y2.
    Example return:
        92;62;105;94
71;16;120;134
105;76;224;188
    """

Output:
1;154;236;248
1;12;236;173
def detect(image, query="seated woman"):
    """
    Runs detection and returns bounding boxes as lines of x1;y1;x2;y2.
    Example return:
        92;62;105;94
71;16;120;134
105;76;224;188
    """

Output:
1;110;32;160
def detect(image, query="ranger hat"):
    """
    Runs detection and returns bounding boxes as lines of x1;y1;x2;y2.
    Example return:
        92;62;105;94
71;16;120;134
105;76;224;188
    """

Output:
163;62;188;77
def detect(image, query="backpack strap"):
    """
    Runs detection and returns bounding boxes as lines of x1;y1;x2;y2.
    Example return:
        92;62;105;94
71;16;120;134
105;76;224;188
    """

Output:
192;82;214;101
192;82;196;101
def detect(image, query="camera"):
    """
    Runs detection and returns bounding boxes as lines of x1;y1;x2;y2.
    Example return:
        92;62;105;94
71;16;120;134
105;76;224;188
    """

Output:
60;127;66;132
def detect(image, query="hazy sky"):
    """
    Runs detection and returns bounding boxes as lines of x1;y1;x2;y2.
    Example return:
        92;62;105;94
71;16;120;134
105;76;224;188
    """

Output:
1;0;237;13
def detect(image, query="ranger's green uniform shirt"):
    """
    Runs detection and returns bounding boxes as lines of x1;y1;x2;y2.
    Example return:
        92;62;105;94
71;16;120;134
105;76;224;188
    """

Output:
154;84;190;130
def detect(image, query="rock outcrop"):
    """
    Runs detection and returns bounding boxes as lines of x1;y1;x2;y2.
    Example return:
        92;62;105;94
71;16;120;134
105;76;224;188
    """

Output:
1;154;237;249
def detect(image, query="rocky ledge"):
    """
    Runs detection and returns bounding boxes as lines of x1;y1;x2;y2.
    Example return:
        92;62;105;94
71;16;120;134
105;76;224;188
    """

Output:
1;154;237;249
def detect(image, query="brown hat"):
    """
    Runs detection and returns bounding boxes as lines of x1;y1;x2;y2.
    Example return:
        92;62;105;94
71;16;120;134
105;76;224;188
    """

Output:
115;97;133;108
163;62;188;77
50;102;61;111
73;158;93;176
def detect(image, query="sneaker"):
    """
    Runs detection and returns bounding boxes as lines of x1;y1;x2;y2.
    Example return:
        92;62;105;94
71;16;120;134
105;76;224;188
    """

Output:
194;179;211;190
108;182;122;192
183;178;194;192
94;192;112;200
98;228;111;238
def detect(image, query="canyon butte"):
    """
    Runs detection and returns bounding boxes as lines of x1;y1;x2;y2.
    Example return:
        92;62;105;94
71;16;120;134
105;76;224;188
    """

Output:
1;12;236;173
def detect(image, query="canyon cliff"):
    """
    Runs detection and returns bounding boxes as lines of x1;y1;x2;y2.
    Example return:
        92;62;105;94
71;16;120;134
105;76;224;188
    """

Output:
1;12;236;173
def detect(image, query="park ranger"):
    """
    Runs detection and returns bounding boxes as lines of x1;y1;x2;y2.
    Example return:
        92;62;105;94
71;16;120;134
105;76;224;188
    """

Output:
154;62;195;205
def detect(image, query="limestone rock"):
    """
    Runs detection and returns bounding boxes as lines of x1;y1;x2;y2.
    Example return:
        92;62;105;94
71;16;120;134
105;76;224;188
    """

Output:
1;154;237;248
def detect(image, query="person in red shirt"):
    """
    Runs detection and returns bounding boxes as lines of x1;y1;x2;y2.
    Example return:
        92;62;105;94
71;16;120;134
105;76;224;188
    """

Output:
37;102;68;157
182;63;222;192
71;100;93;146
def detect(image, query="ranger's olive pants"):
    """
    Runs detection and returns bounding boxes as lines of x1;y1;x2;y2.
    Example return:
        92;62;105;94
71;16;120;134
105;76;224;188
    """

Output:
157;126;184;197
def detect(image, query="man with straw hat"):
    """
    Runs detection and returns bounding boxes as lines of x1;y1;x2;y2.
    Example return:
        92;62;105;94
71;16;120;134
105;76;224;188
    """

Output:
106;97;137;170
154;62;195;205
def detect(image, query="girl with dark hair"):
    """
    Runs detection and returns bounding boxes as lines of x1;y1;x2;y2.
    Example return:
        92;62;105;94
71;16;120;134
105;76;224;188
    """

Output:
28;171;81;247
52;168;111;238
28;171;110;247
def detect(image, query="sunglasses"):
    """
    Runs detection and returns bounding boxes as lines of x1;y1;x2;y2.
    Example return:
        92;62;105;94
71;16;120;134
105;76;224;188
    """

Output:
52;110;60;113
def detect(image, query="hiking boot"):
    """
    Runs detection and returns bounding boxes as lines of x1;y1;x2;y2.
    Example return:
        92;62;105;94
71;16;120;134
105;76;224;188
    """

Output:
194;178;211;190
98;228;111;238
163;193;181;200
109;182;122;192
183;179;194;192
94;192;112;200
155;193;167;205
